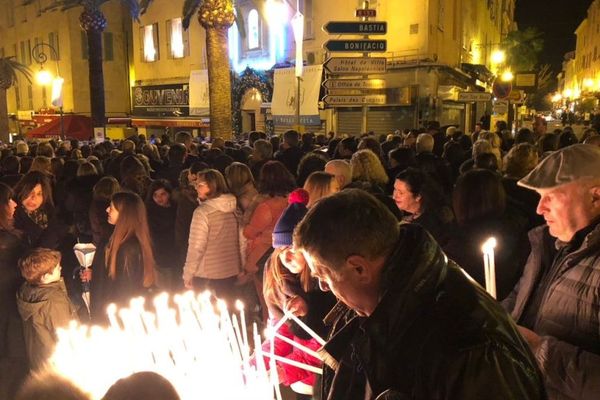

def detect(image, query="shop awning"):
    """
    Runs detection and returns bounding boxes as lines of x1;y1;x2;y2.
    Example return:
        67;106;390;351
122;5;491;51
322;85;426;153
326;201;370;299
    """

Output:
26;115;93;141
131;117;209;128
461;63;495;84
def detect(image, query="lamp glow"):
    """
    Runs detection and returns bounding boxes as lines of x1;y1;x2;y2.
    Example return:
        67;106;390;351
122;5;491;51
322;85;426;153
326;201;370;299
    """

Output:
51;77;64;108
291;11;304;77
491;50;506;64
36;69;53;85
501;70;514;82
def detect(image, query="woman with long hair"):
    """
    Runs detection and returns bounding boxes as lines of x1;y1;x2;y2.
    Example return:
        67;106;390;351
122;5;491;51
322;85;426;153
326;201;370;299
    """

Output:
225;162;258;223
89;177;120;246
145;179;178;291
92;191;155;320
182;169;242;304
13;171;67;249
0;183;29;398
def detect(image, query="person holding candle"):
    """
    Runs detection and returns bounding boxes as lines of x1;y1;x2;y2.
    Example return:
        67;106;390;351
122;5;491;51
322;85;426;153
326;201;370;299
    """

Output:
294;189;546;400
502;144;600;399
261;188;336;398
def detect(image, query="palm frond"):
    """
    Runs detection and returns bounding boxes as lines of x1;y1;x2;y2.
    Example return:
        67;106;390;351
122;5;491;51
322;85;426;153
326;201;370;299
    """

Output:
139;0;153;15
59;0;85;11
0;57;33;87
182;0;201;30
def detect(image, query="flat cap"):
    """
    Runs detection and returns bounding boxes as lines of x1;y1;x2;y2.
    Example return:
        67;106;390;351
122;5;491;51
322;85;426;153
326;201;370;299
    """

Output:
518;144;600;190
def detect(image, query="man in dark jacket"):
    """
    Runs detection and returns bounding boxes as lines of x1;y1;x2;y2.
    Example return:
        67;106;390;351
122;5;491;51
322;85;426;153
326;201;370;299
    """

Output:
294;189;546;400
503;144;600;400
275;130;304;176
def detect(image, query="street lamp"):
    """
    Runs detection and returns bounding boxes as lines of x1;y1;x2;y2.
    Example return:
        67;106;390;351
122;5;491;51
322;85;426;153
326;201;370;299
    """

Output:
31;42;64;139
501;70;514;82
491;50;506;65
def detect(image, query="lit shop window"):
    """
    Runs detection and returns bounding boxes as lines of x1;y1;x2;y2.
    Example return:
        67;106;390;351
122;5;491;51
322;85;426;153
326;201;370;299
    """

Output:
247;9;260;50
141;23;159;62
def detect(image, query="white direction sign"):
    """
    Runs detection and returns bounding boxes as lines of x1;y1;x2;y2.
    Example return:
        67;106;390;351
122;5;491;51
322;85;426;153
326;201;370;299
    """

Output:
323;94;386;106
324;57;387;74
457;92;492;102
323;79;386;90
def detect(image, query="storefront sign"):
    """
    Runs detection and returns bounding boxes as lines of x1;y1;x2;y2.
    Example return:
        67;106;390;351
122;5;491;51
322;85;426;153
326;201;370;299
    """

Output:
132;84;189;117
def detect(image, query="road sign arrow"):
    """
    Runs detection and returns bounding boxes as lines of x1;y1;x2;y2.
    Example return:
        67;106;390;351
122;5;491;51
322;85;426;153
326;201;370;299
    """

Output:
323;79;386;90
323;94;386;106
323;21;387;35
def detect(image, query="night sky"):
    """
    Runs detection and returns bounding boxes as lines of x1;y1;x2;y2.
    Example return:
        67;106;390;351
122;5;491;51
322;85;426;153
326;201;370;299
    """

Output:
515;0;593;73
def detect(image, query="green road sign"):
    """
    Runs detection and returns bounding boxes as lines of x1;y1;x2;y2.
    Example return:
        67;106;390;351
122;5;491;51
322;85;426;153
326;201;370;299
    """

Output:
324;40;387;52
323;21;387;35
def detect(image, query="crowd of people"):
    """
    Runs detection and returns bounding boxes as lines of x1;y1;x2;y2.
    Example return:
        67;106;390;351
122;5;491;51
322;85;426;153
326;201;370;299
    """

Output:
0;118;599;399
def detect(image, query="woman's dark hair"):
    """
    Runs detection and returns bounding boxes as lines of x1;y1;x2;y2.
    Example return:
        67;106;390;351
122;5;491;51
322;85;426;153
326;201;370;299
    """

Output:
559;131;578;148
539;133;559;153
388;146;416;169
394;167;446;212
145;179;173;205
515;128;535;145
14;171;54;209
258;160;297;197
93;176;121;202
296;152;328;187
453;168;506;226
0;182;15;231
102;371;180;400
474;152;498;171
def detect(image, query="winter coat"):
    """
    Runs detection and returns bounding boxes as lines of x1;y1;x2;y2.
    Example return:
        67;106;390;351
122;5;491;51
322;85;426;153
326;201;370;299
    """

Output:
174;187;198;269
13;204;69;249
275;146;304;176
183;194;242;281
502;224;600;400
62;175;100;242
146;201;178;270
16;279;78;370
320;224;546;400
0;229;26;356
89;199;113;247
243;195;288;273
443;212;530;301
91;237;148;320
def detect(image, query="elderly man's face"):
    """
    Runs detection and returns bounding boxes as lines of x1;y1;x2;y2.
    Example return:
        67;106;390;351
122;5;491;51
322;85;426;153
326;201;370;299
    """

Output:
536;181;600;242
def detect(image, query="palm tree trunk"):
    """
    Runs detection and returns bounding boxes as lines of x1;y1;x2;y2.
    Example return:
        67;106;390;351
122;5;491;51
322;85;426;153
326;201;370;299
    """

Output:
87;29;106;128
206;27;232;140
0;88;9;143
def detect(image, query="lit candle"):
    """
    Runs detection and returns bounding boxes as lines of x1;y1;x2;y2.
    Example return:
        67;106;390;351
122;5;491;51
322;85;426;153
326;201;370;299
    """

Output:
481;237;497;299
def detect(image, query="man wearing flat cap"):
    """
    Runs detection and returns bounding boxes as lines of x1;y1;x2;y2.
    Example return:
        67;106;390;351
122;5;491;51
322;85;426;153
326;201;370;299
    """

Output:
503;143;600;399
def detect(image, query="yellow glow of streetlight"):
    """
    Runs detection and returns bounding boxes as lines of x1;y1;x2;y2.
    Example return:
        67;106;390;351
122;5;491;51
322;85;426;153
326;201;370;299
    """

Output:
564;89;573;98
584;78;595;88
501;70;514;82
491;50;506;64
36;69;53;85
551;93;563;102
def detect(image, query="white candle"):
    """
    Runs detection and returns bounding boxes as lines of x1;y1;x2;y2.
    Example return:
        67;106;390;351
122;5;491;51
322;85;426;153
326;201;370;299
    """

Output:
235;300;249;355
481;237;497;299
284;311;327;346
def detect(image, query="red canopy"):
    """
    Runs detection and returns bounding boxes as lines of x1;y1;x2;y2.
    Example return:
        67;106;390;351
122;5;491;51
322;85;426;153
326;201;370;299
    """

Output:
26;115;93;141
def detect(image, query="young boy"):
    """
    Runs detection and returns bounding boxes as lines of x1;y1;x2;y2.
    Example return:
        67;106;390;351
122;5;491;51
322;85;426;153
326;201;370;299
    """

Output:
16;248;78;370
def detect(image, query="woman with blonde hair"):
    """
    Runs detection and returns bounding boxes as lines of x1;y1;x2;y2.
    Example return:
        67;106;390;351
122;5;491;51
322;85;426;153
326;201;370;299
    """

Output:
29;156;53;176
350;149;388;191
303;171;339;208
92;191;155;319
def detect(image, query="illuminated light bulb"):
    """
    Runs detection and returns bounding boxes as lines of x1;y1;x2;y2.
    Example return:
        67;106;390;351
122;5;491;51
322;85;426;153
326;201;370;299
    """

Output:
501;70;514;82
491;50;506;64
36;69;53;85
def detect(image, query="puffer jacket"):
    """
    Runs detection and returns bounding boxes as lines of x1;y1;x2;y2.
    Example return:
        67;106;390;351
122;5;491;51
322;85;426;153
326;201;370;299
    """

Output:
320;224;546;400
183;194;242;281
502;224;600;400
16;279;78;370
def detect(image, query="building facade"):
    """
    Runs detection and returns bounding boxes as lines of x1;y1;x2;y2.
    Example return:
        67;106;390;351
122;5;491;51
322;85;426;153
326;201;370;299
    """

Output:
0;0;132;135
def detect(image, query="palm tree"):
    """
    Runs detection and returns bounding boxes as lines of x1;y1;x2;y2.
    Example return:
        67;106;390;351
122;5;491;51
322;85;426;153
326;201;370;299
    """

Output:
27;0;141;128
180;0;235;139
0;57;32;143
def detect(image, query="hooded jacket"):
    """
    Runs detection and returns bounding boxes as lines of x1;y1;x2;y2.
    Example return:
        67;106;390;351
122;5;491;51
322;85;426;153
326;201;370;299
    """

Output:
183;194;242;281
320;224;546;400
16;279;78;370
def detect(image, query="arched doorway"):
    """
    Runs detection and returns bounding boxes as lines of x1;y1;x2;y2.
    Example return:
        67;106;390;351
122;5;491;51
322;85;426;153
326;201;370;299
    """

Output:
241;87;263;132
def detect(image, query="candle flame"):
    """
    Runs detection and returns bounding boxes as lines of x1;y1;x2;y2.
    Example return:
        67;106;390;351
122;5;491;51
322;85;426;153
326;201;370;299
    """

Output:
481;237;497;253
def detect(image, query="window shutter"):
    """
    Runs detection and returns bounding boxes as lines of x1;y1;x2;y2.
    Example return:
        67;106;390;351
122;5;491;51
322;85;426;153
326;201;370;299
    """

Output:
166;19;172;59
81;31;89;60
103;32;114;61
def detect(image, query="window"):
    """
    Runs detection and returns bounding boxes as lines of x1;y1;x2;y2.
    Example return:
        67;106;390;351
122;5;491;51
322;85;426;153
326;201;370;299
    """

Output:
27;85;33;109
20;40;31;65
141;23;159;62
438;0;445;31
167;18;188;58
48;32;60;60
247;9;260;50
103;32;114;61
0;48;4;58
7;0;15;27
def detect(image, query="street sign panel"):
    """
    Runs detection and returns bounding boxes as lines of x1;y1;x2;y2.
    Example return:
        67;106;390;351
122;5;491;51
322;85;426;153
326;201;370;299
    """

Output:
457;92;492;102
355;9;376;17
323;79;386;90
323;21;387;35
324;40;387;52
323;94;386;106
323;57;387;74
493;100;509;114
